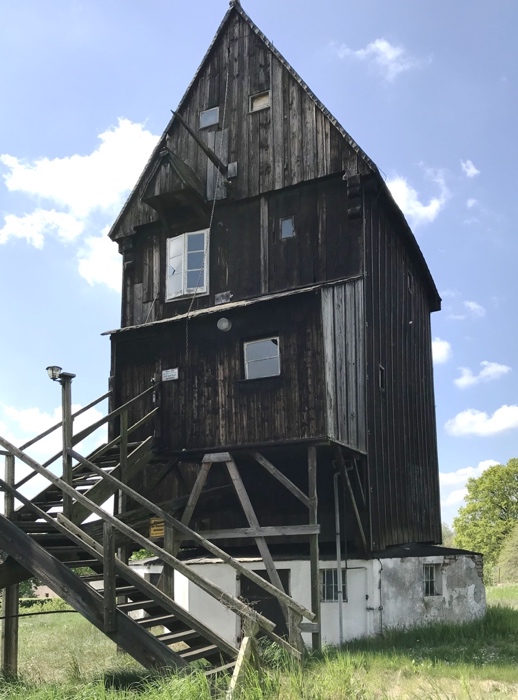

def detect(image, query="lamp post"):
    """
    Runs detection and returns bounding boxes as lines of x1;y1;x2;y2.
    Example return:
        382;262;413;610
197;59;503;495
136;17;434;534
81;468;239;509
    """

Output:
46;367;76;518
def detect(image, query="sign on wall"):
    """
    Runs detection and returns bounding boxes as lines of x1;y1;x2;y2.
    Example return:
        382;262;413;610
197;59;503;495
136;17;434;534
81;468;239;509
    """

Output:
162;368;179;381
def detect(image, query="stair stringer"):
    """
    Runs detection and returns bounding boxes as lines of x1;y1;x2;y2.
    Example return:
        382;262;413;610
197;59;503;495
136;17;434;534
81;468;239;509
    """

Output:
0;513;188;672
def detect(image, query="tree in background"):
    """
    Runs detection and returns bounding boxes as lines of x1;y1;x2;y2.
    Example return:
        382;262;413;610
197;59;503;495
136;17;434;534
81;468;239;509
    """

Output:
442;522;454;547
496;521;518;583
453;458;518;575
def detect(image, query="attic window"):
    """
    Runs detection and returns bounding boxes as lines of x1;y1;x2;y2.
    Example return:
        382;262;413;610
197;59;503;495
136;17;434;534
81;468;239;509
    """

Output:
249;90;270;112
200;107;219;129
280;216;295;239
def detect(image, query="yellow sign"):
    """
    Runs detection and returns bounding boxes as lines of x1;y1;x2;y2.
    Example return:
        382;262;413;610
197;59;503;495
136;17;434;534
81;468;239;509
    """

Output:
149;518;164;538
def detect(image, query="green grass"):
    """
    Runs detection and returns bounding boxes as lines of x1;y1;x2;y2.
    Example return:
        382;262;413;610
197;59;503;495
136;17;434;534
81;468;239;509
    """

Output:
1;588;518;699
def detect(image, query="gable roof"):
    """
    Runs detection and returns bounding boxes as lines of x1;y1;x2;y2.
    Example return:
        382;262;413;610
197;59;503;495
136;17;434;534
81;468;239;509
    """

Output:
107;1;440;310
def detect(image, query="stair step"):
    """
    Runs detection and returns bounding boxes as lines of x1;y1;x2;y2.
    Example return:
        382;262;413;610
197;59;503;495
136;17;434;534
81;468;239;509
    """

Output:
179;644;220;662
138;614;177;629
157;629;200;644
118;599;156;613
64;559;101;568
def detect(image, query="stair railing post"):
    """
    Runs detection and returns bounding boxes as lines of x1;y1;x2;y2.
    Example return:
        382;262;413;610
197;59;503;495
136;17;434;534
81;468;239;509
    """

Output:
60;372;75;519
1;453;19;677
103;522;117;633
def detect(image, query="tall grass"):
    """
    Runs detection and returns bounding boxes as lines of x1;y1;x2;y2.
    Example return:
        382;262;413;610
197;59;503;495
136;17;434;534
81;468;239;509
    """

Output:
2;590;518;699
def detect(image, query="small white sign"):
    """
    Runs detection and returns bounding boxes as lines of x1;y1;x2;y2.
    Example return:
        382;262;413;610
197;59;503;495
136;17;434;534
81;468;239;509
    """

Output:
162;368;179;381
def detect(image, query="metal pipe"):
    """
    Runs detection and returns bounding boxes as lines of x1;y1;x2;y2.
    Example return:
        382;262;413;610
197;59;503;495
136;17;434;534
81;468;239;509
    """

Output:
334;471;344;646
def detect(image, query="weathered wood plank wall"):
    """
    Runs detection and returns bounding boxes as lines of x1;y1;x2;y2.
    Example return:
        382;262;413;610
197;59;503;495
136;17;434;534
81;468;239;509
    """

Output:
113;293;326;451
364;190;441;551
112;13;369;238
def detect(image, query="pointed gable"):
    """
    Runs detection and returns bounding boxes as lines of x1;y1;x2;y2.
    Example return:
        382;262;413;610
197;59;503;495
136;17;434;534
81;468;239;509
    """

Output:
108;2;375;242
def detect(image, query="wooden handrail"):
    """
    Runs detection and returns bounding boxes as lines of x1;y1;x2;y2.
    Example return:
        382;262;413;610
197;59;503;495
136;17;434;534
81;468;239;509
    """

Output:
72;384;157;445
0;436;276;634
18;391;111;452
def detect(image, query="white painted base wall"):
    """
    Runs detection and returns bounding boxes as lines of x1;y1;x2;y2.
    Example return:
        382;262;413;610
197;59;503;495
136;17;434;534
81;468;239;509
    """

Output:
131;550;486;646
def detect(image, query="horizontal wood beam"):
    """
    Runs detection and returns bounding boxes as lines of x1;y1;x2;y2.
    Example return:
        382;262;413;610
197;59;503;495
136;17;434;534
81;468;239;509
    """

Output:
195;525;320;540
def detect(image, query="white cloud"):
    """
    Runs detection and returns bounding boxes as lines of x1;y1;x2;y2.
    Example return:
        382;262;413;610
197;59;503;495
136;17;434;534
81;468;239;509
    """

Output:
331;38;426;82
77;228;122;292
454;361;511;389
461;159;480;178
0;119;158;218
445;405;518;436
432;338;452;364
464;300;485;317
387;169;449;227
466;198;478;209
440;459;498;509
0;209;84;248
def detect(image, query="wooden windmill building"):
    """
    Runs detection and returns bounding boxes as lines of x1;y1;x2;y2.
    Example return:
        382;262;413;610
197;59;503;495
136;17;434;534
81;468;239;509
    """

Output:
0;0;485;674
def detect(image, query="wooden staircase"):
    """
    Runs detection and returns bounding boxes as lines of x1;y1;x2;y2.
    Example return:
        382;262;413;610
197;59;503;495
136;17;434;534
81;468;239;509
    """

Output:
0;383;315;683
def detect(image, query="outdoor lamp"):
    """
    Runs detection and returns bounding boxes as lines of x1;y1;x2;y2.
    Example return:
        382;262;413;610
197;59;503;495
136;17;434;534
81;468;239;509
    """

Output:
46;366;62;381
217;317;232;332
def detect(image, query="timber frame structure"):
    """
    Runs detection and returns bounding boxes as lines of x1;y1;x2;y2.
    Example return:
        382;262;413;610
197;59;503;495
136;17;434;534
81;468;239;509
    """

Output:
0;0;444;687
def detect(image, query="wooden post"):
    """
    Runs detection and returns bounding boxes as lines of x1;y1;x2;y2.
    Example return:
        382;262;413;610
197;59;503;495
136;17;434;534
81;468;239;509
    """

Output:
1;453;18;677
103;522;117;633
61;375;73;519
161;521;176;599
308;445;321;652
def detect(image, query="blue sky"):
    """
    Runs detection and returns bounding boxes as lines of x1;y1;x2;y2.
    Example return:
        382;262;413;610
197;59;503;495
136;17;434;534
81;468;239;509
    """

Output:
1;0;517;525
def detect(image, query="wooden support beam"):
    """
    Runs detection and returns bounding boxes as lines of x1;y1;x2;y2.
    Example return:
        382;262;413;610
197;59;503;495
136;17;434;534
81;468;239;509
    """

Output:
334;447;368;555
171;111;228;177
1;453;18;677
308;445;321;652
61;377;73;519
249;452;311;507
225;458;306;651
195;524;320;540
103;522;117;633
226;634;259;700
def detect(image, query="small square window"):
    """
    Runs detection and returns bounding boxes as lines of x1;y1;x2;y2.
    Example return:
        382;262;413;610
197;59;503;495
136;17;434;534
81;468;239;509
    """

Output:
320;569;346;602
280;216;295;239
423;564;442;597
249;90;270;112
244;337;280;379
200;106;219;129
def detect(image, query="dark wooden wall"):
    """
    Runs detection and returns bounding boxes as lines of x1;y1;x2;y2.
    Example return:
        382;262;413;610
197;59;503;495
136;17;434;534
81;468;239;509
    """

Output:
364;189;441;551
111;11;370;239
122;176;364;329
112;292;327;451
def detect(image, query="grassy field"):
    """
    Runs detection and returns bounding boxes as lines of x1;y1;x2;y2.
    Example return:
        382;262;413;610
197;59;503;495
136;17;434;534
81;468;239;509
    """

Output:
1;586;518;699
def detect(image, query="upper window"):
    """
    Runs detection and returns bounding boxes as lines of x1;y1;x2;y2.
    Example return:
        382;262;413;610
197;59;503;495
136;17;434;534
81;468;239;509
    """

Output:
249;90;270;112
244;337;280;379
423;564;442;597
200;107;219;129
280;216;295;239
166;229;209;300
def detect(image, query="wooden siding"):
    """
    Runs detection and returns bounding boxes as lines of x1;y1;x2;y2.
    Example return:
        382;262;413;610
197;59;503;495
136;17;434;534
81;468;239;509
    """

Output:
321;279;366;452
113;292;326;451
111;12;367;238
121;176;363;328
364;189;441;551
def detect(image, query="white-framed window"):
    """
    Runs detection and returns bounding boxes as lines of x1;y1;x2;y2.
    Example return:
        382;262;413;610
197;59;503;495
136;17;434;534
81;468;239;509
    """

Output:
166;229;209;300
280;216;295;239
320;568;346;602
249;90;271;112
243;337;280;379
200;106;219;129
423;563;442;597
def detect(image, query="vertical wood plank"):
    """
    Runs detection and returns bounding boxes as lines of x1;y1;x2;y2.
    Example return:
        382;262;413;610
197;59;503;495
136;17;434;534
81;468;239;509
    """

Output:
308;445;321;652
103;522;117;633
62;378;73;519
260;196;269;294
1;453;18;677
